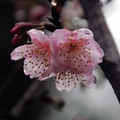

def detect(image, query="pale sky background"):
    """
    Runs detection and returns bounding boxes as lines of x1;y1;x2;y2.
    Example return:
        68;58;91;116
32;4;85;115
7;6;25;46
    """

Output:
102;0;120;54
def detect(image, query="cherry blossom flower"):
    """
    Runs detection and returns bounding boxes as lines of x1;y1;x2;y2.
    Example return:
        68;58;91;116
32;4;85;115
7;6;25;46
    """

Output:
50;28;104;91
10;28;104;92
11;29;53;80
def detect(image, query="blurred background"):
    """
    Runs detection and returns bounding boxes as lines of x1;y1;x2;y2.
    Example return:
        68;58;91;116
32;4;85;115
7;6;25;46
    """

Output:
0;0;120;120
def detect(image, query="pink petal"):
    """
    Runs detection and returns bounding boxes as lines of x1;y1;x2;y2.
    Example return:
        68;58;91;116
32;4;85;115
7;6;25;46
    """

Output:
50;29;71;71
38;72;55;81
74;28;104;63
11;45;30;61
23;46;53;79
55;71;80;91
50;29;70;45
55;70;95;91
11;44;40;61
87;41;104;63
80;73;95;88
74;28;94;38
27;29;49;44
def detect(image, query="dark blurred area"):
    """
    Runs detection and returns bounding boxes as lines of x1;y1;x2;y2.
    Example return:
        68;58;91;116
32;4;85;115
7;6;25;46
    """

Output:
0;0;47;119
0;0;30;116
0;0;14;84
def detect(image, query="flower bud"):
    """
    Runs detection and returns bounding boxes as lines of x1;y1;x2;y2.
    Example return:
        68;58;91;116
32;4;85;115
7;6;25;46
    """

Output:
10;22;33;35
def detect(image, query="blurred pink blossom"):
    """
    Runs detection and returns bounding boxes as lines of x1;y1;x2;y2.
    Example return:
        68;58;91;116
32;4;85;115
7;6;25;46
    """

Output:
29;5;48;23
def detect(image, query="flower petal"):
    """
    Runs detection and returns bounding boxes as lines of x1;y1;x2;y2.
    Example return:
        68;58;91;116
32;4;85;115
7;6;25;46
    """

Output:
11;45;32;61
11;44;41;61
23;46;53;79
74;28;104;63
74;28;94;38
55;71;80;91
11;46;23;61
27;29;49;44
50;29;70;45
50;29;71;71
80;73;95;88
55;70;95;91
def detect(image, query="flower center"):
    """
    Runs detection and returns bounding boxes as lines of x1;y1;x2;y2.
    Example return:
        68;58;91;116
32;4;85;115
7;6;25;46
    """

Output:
65;33;78;52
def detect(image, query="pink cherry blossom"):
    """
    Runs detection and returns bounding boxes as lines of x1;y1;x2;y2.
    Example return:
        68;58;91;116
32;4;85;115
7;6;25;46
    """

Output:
10;28;104;92
50;28;104;91
11;29;53;80
50;28;104;74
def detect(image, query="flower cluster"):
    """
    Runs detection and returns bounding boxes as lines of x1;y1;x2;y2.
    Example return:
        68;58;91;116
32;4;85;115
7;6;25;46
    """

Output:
11;28;104;91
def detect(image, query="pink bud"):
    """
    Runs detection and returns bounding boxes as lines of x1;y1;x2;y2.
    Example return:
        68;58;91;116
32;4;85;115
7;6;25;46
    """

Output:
10;22;33;34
